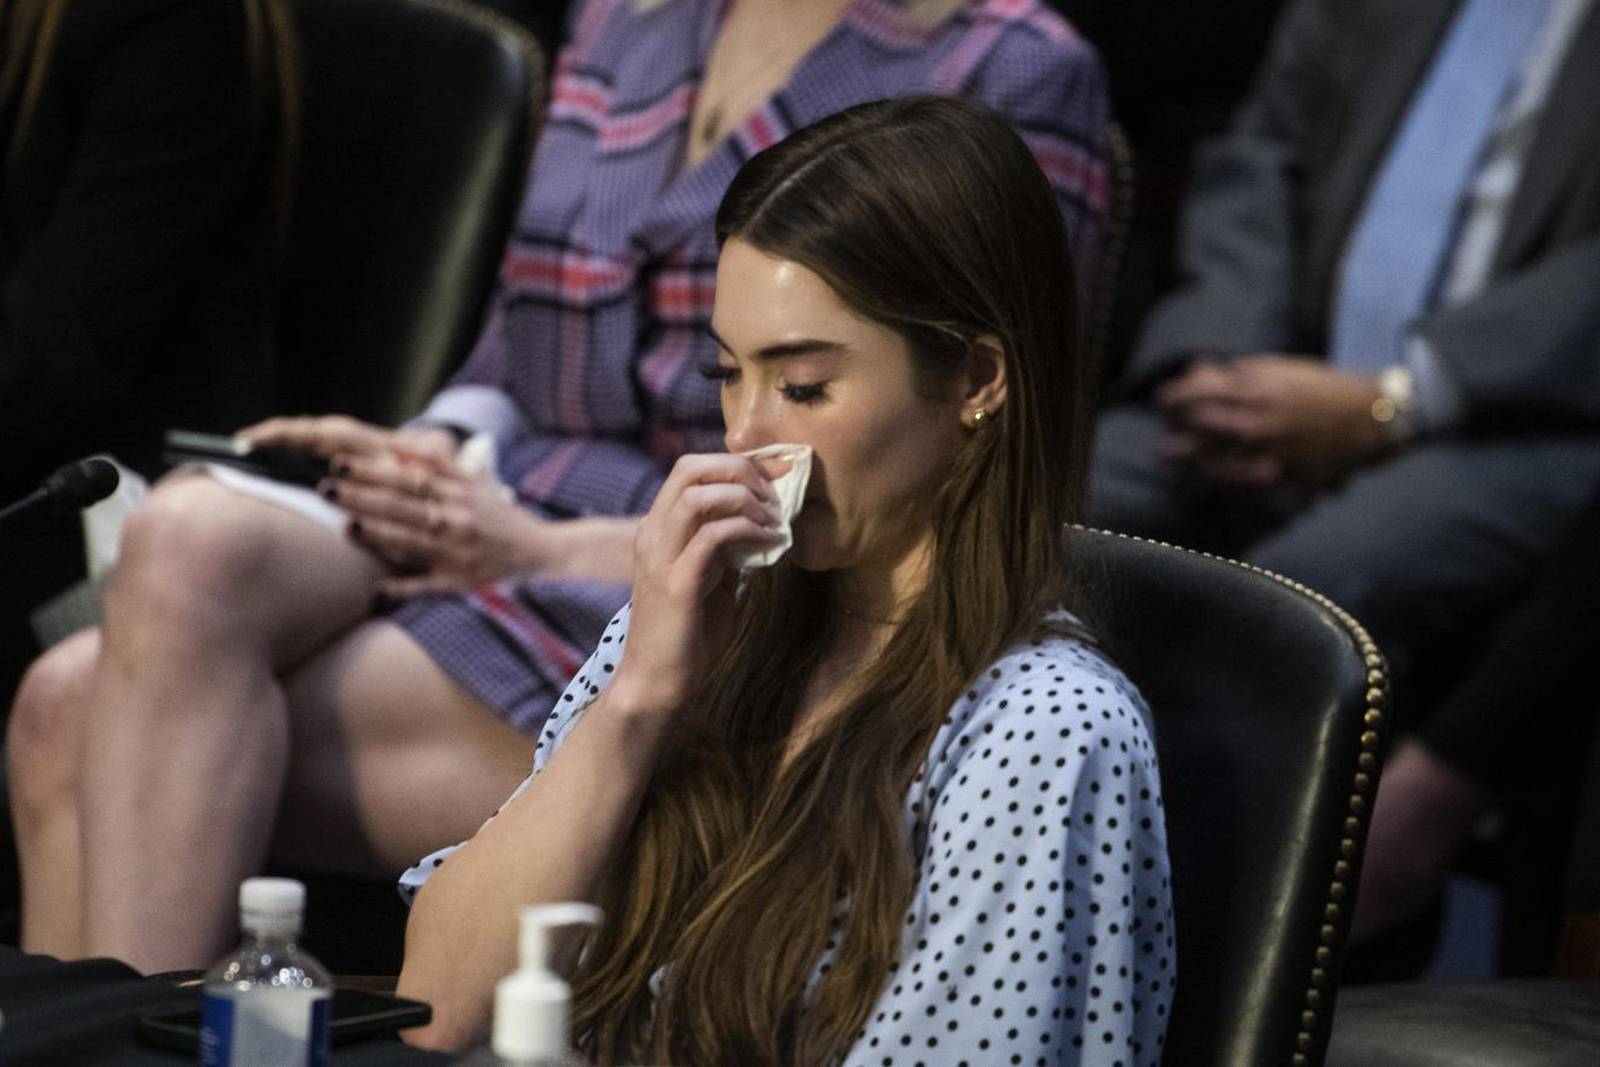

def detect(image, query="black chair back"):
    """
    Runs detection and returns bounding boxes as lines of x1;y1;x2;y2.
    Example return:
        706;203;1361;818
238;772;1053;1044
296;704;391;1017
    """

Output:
1072;527;1387;1067
278;0;544;425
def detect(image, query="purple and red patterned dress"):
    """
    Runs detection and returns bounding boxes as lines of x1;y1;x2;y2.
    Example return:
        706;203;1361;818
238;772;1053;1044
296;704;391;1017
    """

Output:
391;0;1112;734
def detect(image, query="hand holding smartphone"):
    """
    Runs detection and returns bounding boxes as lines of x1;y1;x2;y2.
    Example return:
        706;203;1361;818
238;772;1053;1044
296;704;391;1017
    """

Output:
164;430;330;488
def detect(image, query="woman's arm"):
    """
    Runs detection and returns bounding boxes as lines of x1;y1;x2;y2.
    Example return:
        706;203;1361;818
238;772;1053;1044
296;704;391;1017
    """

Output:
396;677;672;1049
395;452;786;1049
242;415;641;589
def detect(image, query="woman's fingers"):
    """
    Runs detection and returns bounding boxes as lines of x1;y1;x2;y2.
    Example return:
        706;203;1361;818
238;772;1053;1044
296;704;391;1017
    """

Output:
676;515;785;595
674;482;781;532
332;450;468;508
392;428;463;468
659;453;778;511
348;512;436;570
238;415;393;457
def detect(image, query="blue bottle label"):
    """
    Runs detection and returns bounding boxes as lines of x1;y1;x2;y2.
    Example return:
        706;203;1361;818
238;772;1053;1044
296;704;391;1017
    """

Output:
309;994;332;1066
199;994;234;1067
198;990;330;1066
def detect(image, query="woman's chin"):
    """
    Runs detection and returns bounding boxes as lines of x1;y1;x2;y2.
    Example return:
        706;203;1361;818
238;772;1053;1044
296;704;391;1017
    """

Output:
786;507;842;571
786;539;835;572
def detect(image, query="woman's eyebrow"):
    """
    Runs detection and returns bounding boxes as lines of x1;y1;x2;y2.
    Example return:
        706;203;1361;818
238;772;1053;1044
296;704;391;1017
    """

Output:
705;325;848;360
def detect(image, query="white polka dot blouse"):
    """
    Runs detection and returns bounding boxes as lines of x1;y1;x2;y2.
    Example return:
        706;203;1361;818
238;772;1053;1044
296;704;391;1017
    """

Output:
401;602;1175;1066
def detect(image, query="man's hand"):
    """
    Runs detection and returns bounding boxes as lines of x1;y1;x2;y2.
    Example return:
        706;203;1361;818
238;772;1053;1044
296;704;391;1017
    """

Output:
1155;355;1390;491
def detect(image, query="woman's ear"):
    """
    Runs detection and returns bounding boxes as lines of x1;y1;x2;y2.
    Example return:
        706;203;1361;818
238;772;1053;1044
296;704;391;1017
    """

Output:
962;334;1009;426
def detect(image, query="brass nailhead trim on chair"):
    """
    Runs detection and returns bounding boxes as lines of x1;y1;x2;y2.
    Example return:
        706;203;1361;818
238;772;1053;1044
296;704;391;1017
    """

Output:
1071;527;1391;1067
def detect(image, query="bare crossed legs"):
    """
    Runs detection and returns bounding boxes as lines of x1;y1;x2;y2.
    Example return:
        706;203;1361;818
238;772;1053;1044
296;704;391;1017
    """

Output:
6;471;532;972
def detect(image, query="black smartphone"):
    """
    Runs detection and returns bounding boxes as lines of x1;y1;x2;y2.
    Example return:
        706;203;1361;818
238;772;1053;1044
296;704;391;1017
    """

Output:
137;987;431;1054
164;429;330;488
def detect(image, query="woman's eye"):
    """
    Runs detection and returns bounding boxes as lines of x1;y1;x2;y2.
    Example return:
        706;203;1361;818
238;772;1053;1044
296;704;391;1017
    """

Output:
699;363;739;384
780;382;828;405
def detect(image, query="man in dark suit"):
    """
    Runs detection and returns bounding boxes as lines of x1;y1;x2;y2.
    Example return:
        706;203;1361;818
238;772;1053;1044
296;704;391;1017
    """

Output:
1091;0;1600;945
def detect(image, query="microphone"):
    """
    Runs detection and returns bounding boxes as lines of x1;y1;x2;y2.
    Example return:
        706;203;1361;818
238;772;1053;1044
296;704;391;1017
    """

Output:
0;457;121;525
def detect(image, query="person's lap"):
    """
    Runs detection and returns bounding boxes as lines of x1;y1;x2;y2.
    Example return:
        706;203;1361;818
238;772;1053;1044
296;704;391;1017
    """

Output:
1245;433;1600;666
155;469;536;876
1090;402;1600;678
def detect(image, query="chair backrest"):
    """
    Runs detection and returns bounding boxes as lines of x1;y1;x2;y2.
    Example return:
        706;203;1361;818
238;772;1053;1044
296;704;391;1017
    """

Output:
1071;527;1387;1067
276;0;544;425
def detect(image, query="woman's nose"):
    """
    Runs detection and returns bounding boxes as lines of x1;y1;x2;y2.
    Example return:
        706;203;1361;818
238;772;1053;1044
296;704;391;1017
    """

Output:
722;394;772;454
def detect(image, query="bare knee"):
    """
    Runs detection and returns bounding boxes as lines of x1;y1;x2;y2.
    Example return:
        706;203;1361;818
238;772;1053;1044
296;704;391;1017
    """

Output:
104;475;279;637
7;630;100;821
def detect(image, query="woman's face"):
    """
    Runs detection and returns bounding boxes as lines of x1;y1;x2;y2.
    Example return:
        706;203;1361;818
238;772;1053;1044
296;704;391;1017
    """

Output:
709;238;968;574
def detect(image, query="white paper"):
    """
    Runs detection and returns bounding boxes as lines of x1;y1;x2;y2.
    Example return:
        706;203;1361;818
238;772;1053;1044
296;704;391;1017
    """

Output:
732;443;813;570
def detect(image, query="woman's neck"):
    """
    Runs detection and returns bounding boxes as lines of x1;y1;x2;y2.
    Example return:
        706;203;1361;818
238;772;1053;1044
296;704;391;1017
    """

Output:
831;535;932;626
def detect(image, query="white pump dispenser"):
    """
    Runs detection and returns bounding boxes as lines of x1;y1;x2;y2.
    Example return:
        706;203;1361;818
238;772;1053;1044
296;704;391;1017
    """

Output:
490;902;602;1065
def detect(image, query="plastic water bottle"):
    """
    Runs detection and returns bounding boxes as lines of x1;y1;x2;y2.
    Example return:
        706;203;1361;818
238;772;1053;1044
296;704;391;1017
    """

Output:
200;877;332;1066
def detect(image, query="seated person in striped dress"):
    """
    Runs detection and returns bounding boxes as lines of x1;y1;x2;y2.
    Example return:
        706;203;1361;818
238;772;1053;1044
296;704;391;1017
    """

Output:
398;96;1173;1066
8;0;1113;974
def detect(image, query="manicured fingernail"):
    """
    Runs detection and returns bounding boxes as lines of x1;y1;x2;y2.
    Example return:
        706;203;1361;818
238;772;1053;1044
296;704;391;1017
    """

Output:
347;519;363;537
319;480;339;502
333;460;351;477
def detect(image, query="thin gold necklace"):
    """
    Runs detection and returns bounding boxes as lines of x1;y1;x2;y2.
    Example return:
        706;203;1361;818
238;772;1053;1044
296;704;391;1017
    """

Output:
837;604;902;626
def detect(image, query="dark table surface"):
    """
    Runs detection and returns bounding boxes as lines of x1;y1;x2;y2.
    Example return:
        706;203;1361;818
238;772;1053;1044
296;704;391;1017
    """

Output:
0;945;450;1065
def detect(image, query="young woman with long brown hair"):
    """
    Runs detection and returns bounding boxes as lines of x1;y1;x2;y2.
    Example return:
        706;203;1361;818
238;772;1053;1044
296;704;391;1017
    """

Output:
398;96;1173;1065
9;0;1112;978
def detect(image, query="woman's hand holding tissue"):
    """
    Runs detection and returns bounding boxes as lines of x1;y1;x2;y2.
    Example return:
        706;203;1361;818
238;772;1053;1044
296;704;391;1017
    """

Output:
606;452;787;724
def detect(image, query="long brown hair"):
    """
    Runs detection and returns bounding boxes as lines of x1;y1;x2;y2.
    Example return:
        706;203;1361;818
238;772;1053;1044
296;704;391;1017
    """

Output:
1;0;300;247
571;96;1094;1066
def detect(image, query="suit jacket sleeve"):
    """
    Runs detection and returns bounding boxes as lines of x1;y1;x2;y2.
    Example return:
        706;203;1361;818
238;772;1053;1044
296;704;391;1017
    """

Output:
1417;211;1600;429
1123;0;1343;389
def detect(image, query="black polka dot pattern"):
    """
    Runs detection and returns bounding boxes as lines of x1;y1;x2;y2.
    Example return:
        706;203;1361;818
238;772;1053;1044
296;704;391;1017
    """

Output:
836;625;1174;1066
398;605;1176;1067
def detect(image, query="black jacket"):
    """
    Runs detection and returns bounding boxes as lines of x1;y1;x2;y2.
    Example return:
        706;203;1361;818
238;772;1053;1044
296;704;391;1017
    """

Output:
0;0;279;498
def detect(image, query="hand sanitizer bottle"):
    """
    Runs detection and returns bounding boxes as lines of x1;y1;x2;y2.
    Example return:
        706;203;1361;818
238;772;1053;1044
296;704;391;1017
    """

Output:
200;877;333;1066
459;902;601;1066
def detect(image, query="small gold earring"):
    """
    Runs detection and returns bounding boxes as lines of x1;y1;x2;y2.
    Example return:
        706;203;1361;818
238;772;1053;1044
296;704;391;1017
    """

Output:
971;409;990;428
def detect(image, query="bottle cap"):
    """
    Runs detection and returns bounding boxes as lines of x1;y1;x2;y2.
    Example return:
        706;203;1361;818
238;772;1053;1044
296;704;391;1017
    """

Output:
239;877;305;936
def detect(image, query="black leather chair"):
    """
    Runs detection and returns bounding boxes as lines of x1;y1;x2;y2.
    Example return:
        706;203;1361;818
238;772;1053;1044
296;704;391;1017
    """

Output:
276;0;545;425
1072;527;1389;1067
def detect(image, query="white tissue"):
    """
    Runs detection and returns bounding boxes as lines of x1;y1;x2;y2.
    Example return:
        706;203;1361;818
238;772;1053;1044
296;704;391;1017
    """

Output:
732;443;813;570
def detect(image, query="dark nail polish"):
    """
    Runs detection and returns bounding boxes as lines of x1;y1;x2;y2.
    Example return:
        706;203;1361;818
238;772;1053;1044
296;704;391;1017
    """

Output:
333;461;351;477
348;519;363;537
320;482;339;502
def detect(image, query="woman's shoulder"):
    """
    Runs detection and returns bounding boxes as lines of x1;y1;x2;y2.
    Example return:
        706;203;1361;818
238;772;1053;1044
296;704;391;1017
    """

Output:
921;623;1154;788
973;623;1145;725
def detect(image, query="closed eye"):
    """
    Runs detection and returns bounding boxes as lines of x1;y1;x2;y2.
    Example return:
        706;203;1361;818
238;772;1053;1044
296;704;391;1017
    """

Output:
699;363;739;383
781;382;828;405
